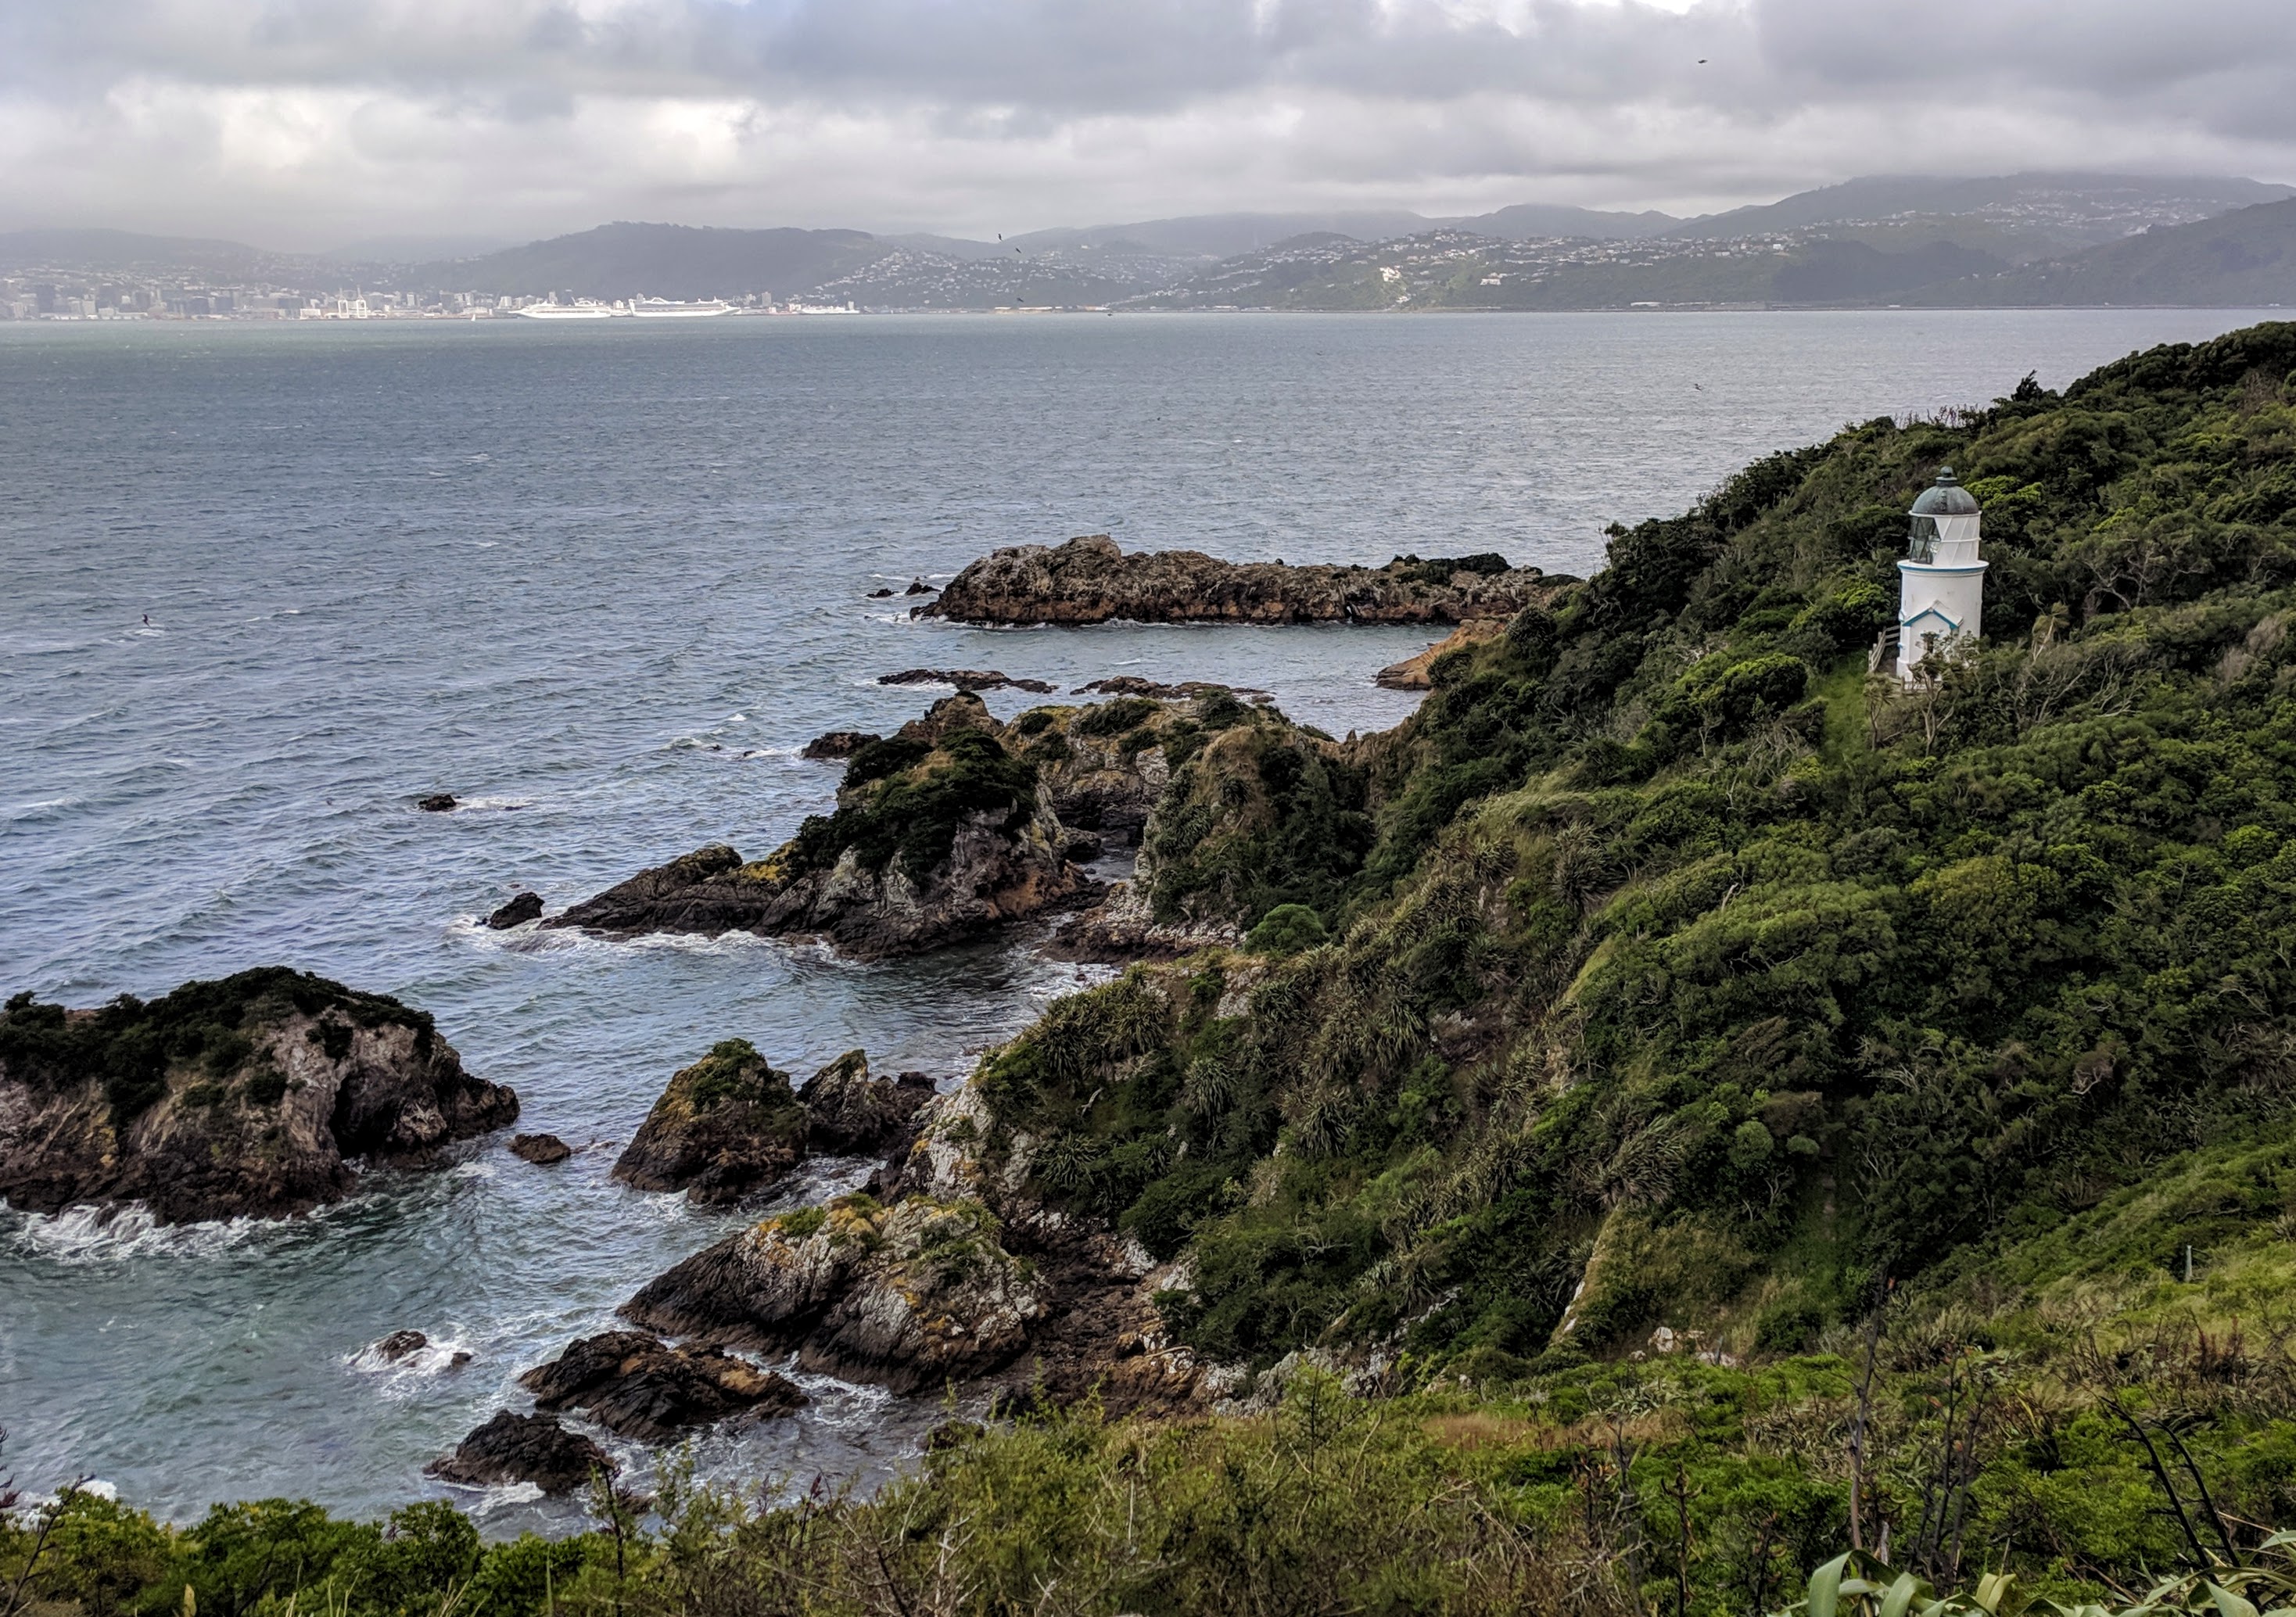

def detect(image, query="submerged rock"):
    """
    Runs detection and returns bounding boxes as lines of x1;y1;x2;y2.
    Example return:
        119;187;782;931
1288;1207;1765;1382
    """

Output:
622;1195;1047;1394
417;794;458;812
377;1329;429;1361
1074;676;1267;701
428;1410;614;1496
485;891;544;929
920;534;1555;626
510;1132;572;1165
518;1329;805;1443
0;967;518;1224
612;1041;806;1206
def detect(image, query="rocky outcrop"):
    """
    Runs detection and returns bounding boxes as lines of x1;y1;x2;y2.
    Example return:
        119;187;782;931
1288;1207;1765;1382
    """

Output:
1046;875;1243;963
510;1132;572;1165
612;1041;808;1206
802;730;879;761
1375;617;1509;690
879;669;1057;694
428;1411;614;1496
418;794;458;812
548;696;1088;958
798;1050;935;1156
486;891;544;929
0;968;518;1224
613;1045;936;1206
920;535;1555;626
518;1330;805;1443
621;1195;1049;1394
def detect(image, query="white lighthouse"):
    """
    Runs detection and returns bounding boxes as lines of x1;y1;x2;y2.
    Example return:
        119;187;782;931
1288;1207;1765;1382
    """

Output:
1891;468;1986;682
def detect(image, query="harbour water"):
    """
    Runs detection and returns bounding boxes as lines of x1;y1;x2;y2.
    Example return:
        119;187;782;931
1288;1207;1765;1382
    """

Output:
0;307;2274;1529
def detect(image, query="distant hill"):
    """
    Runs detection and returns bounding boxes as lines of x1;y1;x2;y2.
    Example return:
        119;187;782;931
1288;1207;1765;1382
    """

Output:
1921;197;2296;307
1450;202;1681;241
0;228;276;275
414;222;891;299
1002;212;1434;260
1670;172;2296;260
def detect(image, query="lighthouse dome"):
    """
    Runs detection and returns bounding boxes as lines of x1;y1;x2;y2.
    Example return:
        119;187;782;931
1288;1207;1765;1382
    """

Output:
1910;467;1981;517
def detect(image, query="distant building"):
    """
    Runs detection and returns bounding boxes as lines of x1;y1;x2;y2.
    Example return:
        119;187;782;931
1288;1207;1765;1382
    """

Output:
1880;468;1986;682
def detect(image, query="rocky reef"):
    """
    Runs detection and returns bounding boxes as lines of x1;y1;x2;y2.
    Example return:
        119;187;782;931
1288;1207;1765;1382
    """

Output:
612;1042;931;1206
0;968;517;1224
918;534;1557;626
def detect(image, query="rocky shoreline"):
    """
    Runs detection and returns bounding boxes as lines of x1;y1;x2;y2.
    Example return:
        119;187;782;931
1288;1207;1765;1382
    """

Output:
918;533;1562;626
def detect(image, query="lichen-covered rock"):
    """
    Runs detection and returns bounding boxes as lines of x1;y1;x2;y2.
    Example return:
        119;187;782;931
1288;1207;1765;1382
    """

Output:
427;1411;614;1496
518;1329;805;1443
547;696;1085;958
920;534;1555;626
798;1050;935;1156
0;968;517;1224
612;1040;806;1206
622;1194;1048;1394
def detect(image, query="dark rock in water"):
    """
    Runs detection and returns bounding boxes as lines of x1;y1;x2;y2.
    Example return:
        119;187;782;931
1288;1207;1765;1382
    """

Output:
613;1041;805;1205
427;1410;613;1496
1063;830;1106;862
878;668;1057;694
800;729;879;761
547;697;1086;959
511;1132;572;1165
906;579;937;595
450;1351;473;1368
486;891;544;929
0;967;518;1225
1073;676;1266;701
377;1328;429;1361
868;587;894;598
920;534;1555;626
519;1329;805;1443
797;1051;935;1156
418;793;458;812
621;1195;1046;1394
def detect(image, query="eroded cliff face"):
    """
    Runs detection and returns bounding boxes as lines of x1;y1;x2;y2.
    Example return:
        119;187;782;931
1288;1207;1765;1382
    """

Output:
0;969;516;1224
919;534;1559;626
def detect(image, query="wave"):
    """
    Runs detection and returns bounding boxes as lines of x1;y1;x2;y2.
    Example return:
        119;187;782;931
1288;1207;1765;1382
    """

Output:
445;914;788;958
9;1203;267;1264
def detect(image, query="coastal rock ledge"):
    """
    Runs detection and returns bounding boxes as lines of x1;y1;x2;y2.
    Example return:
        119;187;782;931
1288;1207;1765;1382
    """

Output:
0;967;517;1224
917;534;1558;626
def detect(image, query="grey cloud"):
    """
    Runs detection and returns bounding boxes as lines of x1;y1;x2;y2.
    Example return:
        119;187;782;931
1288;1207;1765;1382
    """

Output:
1;0;2292;246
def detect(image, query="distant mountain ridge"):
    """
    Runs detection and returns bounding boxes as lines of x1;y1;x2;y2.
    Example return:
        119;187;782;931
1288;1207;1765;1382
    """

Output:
6;173;2293;310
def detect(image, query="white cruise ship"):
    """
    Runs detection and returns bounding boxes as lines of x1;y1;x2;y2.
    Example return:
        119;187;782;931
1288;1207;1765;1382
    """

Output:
515;301;622;321
630;298;734;318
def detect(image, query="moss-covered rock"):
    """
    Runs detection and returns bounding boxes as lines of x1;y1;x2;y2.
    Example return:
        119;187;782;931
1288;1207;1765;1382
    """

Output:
612;1039;807;1205
0;968;516;1224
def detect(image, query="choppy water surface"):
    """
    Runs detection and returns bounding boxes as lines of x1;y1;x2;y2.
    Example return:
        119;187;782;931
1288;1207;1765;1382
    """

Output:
0;307;2273;1527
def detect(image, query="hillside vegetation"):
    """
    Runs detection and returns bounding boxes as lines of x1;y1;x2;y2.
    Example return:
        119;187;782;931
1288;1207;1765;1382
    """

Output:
12;324;2296;1615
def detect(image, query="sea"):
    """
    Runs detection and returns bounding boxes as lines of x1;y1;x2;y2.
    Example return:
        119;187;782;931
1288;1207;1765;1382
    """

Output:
0;307;2276;1531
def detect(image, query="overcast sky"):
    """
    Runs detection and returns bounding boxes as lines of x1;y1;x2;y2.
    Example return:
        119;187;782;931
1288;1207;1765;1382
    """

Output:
2;0;2294;252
